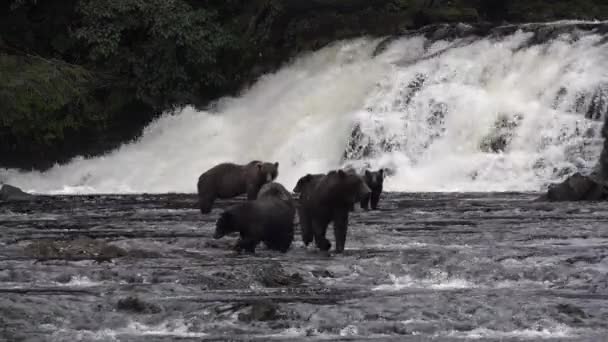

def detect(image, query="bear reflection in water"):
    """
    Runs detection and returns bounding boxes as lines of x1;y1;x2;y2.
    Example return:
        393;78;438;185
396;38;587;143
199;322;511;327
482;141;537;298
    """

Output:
202;161;378;254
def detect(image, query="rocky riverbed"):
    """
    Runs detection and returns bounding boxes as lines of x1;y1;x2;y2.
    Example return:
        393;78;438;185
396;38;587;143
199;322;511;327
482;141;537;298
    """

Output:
1;192;607;341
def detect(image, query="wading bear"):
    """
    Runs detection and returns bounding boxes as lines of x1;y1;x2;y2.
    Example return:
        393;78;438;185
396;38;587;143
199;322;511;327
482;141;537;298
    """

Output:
301;170;371;253
213;182;294;253
360;169;384;210
293;173;325;247
197;161;278;214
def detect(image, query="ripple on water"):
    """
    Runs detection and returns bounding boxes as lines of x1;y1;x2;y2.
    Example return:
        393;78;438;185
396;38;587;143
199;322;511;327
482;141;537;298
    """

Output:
444;323;580;339
373;272;477;291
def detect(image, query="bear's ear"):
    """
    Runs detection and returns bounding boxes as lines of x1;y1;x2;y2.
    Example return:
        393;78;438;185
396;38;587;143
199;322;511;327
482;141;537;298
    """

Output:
378;169;384;177
338;169;346;178
365;170;371;177
256;163;263;170
274;162;279;168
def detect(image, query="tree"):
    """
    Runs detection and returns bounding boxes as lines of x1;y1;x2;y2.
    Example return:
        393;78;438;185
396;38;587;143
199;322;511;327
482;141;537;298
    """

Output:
75;0;241;110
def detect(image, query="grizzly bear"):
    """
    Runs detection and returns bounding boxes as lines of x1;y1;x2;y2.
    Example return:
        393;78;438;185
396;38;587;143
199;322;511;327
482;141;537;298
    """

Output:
360;169;384;210
292;173;325;246
213;182;294;253
300;170;371;253
197;161;278;214
259;181;296;208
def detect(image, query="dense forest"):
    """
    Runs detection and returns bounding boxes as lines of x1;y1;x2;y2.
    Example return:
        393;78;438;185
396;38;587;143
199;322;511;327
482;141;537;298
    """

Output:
2;0;607;170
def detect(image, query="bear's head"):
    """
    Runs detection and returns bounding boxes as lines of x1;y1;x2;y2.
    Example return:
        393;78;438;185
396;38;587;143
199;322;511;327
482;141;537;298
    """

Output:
293;174;313;193
214;211;238;239
293;173;324;195
256;162;279;183
364;169;384;190
258;182;294;205
334;169;371;204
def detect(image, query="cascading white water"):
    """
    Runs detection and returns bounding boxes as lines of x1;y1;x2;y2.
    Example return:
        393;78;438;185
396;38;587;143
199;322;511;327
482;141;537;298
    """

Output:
2;22;607;194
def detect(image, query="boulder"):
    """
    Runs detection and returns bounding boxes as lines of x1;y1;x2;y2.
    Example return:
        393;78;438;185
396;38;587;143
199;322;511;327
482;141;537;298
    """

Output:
254;262;303;287
543;173;608;201
0;184;33;201
238;301;279;322
116;296;161;314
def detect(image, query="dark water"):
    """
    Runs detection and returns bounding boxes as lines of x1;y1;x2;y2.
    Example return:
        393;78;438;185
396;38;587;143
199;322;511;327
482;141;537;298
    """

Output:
1;192;607;341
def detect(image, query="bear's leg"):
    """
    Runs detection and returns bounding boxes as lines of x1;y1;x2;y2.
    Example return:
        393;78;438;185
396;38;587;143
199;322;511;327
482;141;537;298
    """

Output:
348;203;355;212
312;219;331;252
235;238;257;254
246;183;260;200
198;191;216;214
370;190;381;210
333;210;349;253
299;208;314;246
360;193;370;210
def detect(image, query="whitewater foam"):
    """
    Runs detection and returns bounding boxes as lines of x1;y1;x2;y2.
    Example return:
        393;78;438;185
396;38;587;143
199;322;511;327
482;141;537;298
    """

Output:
445;323;578;339
2;22;607;194
373;272;477;291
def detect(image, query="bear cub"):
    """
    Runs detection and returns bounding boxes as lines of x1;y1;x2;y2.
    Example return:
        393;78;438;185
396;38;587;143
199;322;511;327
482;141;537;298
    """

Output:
197;160;278;214
214;182;294;253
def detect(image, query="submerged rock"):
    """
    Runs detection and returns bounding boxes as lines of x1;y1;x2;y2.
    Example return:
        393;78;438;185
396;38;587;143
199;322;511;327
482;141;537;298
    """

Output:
116;296;161;314
238;301;279;322
311;269;334;278
0;184;33;201
542;173;608;201
24;237;127;261
255;262;303;287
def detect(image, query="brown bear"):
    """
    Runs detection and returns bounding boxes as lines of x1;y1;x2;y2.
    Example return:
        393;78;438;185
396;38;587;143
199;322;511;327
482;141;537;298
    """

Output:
292;173;325;246
360;169;384;210
213;182;294;253
259;181;296;207
197;161;278;214
300;170;371;253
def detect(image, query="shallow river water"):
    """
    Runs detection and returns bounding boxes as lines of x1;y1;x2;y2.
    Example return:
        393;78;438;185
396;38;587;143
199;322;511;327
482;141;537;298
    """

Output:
1;192;607;341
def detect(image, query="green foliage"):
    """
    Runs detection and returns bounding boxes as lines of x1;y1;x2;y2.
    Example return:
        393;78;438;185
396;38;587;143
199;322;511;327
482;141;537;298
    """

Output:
0;54;98;146
75;0;240;109
494;0;608;22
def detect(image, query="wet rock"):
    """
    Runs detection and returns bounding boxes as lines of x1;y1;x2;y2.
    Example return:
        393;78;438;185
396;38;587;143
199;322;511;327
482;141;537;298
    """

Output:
24;237;127;261
565;255;605;265
238;301;279;322
556;303;587;319
0;184;33;201
311;269;334;278
54;274;73;284
600;109;608;180
204;239;233;249
255;262;303;287
116;296;161;314
123;274;147;284
126;248;163;258
480;114;523;153
542;173;608;201
99;245;128;259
